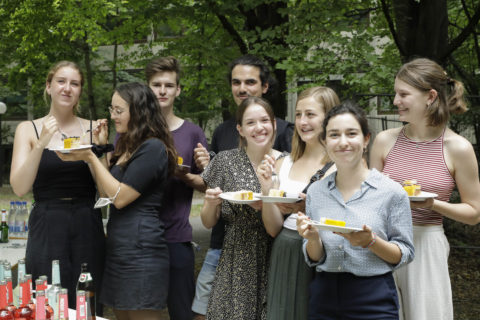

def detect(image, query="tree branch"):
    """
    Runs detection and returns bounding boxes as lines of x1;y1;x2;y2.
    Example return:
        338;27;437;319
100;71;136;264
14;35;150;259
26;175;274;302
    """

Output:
441;2;480;61
379;0;405;58
214;13;248;54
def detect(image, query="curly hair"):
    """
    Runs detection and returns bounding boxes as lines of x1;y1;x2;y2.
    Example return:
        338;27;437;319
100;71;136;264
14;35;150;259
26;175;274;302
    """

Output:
111;82;177;176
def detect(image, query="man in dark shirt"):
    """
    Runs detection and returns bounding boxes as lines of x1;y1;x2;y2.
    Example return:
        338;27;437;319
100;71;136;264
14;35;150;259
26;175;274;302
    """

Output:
191;54;293;319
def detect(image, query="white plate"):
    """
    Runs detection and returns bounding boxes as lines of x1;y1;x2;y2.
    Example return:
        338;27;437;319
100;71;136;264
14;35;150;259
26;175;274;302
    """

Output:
177;164;191;172
309;221;363;234
258;194;302;203
220;192;261;204
409;191;438;202
49;145;93;154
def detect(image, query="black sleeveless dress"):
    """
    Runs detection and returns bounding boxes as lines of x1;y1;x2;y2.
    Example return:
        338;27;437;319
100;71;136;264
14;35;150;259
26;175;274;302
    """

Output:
26;121;105;312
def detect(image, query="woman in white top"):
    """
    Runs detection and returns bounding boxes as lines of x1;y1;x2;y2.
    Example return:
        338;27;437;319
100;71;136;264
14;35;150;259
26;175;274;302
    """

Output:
257;86;339;320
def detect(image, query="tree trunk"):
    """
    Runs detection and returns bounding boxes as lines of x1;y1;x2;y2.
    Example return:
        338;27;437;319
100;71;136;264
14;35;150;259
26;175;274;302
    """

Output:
83;39;97;120
242;2;289;119
392;0;448;64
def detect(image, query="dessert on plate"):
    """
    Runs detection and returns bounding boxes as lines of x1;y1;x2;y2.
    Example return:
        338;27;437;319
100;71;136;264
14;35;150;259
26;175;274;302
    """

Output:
268;189;286;197
319;217;346;227
63;136;80;149
232;190;254;200
402;179;421;196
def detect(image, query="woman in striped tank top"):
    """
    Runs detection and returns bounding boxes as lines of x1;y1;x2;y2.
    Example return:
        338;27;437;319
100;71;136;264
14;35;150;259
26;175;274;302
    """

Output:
370;58;480;320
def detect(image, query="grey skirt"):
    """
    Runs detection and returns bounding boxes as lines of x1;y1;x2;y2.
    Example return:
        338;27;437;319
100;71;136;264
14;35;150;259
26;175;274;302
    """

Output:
266;228;314;320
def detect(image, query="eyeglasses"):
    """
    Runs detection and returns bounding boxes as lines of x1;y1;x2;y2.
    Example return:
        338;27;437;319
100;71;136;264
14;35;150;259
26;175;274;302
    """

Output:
108;106;125;116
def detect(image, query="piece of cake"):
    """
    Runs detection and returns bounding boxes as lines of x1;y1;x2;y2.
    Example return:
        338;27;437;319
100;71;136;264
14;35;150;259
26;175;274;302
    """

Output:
320;217;346;227
403;179;421;196
63;136;80;149
232;190;253;200
268;189;286;197
177;156;184;165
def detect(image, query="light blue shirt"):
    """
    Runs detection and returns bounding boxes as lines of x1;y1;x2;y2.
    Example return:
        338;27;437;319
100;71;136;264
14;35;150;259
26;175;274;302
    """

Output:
303;168;414;276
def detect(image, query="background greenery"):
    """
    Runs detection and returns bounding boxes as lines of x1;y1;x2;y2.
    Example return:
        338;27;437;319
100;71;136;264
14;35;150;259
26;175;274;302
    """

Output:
0;1;479;318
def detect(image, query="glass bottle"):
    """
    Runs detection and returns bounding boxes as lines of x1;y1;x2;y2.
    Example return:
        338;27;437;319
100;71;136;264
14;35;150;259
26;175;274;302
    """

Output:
0;280;14;320
56;289;68;320
75;291;86;320
24;276;34;313
0;210;8;243
34;280;52;319
13;260;26;307
47;261;61;319
76;264;94;320
4;277;16;315
35;290;52;320
13;277;33;320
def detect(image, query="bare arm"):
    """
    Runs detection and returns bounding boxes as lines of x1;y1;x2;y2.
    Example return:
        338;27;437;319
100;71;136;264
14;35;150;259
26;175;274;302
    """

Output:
369;129;399;172
339;225;402;264
257;155;284;236
297;212;325;262
430;134;480;225
10;118;58;196
200;187;223;229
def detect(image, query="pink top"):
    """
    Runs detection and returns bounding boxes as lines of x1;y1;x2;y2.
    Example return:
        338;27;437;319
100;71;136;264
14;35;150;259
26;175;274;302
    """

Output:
383;127;455;225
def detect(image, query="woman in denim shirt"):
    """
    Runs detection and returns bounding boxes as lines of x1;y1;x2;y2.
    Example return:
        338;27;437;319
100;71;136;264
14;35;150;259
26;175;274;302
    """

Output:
297;101;414;320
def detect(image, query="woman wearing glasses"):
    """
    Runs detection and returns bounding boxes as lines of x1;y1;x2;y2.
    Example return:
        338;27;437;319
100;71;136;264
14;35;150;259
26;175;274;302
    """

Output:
10;61;106;312
57;82;177;320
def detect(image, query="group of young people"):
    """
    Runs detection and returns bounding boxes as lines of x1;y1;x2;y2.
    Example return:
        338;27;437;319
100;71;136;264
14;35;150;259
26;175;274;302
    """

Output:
9;53;480;320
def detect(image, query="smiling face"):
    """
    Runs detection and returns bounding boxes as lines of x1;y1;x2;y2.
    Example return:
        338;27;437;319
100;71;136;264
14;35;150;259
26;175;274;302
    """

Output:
393;78;433;123
295;96;325;145
325;113;369;168
236;103;275;149
46;66;82;111
148;71;181;109
231;65;269;106
110;92;130;133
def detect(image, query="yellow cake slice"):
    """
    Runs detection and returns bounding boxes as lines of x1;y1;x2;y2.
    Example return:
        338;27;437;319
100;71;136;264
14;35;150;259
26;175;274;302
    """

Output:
177;156;184;165
64;136;80;149
320;217;346;227
232;190;253;200
268;189;286;197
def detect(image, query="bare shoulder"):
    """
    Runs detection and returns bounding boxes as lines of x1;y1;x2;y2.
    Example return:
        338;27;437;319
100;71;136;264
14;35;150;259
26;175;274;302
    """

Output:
444;128;475;157
373;127;402;146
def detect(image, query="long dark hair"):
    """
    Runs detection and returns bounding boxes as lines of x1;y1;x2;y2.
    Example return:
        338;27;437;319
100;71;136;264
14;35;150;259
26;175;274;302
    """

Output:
111;82;177;176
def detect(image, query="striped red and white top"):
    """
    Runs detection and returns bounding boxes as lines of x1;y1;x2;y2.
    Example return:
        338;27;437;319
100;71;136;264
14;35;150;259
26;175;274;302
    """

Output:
383;127;455;225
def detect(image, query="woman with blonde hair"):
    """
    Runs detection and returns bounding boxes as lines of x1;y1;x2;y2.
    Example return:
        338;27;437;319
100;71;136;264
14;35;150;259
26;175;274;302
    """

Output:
257;86;339;320
10;61;106;311
370;58;480;319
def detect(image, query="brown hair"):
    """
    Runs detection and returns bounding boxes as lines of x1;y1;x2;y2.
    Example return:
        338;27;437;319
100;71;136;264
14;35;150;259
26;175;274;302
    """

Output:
43;61;84;113
111;83;177;177
291;86;340;161
145;56;181;85
396;58;467;126
236;96;276;149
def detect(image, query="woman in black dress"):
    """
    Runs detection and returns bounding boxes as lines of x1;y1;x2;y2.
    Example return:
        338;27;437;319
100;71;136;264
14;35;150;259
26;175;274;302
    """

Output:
58;82;177;320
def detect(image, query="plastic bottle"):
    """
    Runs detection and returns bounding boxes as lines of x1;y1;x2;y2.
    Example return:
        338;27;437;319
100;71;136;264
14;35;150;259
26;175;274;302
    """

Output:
7;202;15;236
14;202;27;238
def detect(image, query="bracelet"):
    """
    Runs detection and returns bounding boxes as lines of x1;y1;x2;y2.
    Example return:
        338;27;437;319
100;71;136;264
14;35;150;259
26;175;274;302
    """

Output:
91;144;114;158
363;232;376;248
